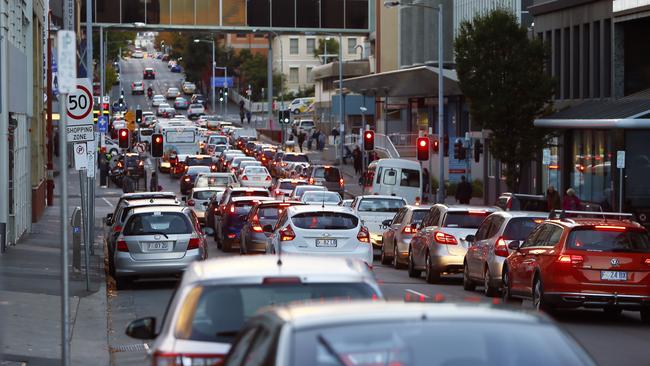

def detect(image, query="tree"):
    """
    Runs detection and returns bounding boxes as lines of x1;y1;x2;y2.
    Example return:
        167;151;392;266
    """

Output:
455;9;554;192
92;31;135;63
237;49;283;101
104;64;117;94
314;38;339;63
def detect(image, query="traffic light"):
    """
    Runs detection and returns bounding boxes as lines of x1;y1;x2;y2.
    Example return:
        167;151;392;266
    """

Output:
136;109;142;124
363;130;375;151
118;129;129;149
224;88;228;96
416;137;429;161
151;133;163;157
474;140;483;163
432;138;439;154
218;89;224;102
278;110;290;124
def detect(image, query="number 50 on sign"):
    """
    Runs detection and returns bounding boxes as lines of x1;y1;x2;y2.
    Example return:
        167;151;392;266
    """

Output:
66;79;94;126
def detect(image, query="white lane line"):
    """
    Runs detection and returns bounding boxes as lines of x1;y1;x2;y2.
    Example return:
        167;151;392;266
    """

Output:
404;289;430;300
102;197;114;208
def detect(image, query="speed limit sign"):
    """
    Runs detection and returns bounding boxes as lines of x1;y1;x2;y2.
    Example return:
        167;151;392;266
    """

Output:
66;78;94;126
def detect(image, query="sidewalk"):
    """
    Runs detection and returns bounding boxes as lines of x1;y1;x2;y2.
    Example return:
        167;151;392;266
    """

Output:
0;168;111;366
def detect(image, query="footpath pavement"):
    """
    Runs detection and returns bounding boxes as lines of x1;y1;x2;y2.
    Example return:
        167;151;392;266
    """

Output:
0;165;117;366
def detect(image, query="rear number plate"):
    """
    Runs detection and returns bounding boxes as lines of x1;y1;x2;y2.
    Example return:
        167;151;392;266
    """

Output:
252;176;261;181
601;271;627;281
316;239;337;247
147;242;169;251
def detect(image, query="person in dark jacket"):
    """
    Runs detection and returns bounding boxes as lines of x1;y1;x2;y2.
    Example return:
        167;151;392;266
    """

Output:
546;185;561;211
122;171;136;193
352;146;362;175
150;171;159;192
297;132;305;153
455;175;472;204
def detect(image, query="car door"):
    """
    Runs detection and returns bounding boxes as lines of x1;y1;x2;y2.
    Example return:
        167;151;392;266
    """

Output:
480;216;505;278
384;208;406;254
511;224;553;294
468;216;492;279
415;208;440;267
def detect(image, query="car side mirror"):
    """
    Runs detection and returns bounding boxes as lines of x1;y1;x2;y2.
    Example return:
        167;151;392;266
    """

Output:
262;224;273;233
104;213;113;226
181;197;186;202
125;317;156;340
382;219;392;227
465;234;475;243
507;240;521;251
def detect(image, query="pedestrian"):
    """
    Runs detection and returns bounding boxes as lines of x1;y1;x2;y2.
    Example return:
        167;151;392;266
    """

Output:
297;132;305;153
122;170;135;194
455;175;473;204
331;127;340;145
239;100;245;124
246;110;252;124
546;185;561;212
353;146;362;174
318;132;326;151
99;154;109;188
563;188;582;210
150;171;159;192
422;168;430;202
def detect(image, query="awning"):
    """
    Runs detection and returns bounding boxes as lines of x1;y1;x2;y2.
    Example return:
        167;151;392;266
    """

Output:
534;96;650;129
337;66;462;98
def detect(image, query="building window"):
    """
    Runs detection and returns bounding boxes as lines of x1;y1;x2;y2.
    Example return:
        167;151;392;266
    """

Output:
571;130;612;204
306;38;316;55
289;38;299;55
289;67;299;83
254;33;265;38
306;67;313;82
348;38;358;55
236;33;247;38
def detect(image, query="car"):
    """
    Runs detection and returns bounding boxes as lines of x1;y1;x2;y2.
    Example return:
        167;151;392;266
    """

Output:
240;200;304;254
170;64;182;73
291;118;315;134
300;190;342;206
409;204;500;283
206;143;228;157
166;87;181;99
229;156;256;174
288;97;315;114
207;134;229;147
190;93;206;107
236;160;262;176
238;166;272;189
463;211;547;297
137;128;153;146
187;103;205;119
131;50;144;58
186;187;224;225
181;81;196;94
158;106;176;118
288;184;327;201
123;152;146;178
172;155;216;179
194;172;238;190
205;186;268;233
223;302;598;366
502;210;650;321
271;179;308;199
142;114;157;128
112;206;208;289
161;53;170;61
216;196;274;251
131;81;144;95
275;152;310;178
257;148;276;168
380;204;432;268
125;256;383;365
151;94;165;107
265;205;373;266
350;195;408;248
173;96;189;110
143;67;155;79
304;165;345;197
180;166;212;196
217;150;245;172
496;192;549;212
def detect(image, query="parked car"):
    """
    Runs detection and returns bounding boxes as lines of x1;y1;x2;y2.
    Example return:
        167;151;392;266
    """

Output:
380;205;432;268
240;200;304;254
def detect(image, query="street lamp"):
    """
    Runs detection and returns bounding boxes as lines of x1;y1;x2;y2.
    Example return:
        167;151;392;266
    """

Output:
194;38;216;114
385;0;445;203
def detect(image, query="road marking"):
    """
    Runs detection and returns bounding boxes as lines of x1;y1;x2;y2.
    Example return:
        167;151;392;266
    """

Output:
102;197;114;207
405;289;429;299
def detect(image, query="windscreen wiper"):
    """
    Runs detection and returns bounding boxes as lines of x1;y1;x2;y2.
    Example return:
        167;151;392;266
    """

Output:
316;334;346;366
140;231;169;239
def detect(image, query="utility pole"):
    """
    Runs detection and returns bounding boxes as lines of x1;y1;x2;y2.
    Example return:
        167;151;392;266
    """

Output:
267;34;273;130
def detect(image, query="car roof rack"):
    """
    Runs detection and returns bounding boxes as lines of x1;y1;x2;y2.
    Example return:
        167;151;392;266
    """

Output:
549;210;634;222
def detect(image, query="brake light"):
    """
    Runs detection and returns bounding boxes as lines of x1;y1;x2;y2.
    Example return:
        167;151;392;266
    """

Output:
187;237;201;250
228;204;236;214
262;277;301;284
265;175;271;181
273;161;277;166
357;226;370;243
184;177;190;182
117;240;129;252
275;189;281;195
415;197;421;206
533;219;544;224
468;210;486;215
117;162;123;168
211;164;217;171
251;215;263;232
557;254;584;266
279;225;295;241
594;225;627;231
281;162;288;167
308;177;314;184
152;352;224;366
644;258;650;266
339;178;344;187
434;231;458;245
187;199;195;206
402;226;417;234
242;176;248;181
113;225;123;233
494;237;509;257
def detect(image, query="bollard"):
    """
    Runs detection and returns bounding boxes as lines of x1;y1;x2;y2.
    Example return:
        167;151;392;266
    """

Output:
71;207;82;271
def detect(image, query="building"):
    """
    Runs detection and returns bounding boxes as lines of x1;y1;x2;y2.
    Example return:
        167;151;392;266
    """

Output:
454;0;534;37
222;33;269;57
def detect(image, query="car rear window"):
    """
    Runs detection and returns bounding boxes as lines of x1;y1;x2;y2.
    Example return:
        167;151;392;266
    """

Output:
195;175;230;187
193;191;219;200
231;190;270;198
257;204;295;220
244;167;268;175
280;181;306;190
230;202;256;215
186;157;213;166
123;212;192;235
283;154;310;163
187;166;211;176
302;192;341;203
357;198;405;213
411;209;429;224
444;211;491;229
567;227;650;253
175;283;378;343
503;217;545;240
292;212;359;230
313;167;341;182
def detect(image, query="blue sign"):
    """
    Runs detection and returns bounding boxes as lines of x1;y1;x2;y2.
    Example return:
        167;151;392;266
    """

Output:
97;116;108;133
211;76;233;88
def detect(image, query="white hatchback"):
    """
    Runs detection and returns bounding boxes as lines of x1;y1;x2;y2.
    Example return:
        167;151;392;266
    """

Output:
238;166;272;188
265;205;373;266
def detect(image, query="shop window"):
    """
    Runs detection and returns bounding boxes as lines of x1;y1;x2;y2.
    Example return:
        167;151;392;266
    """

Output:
570;130;612;206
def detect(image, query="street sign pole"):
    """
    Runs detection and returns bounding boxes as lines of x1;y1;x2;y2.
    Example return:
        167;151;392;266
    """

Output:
617;151;625;212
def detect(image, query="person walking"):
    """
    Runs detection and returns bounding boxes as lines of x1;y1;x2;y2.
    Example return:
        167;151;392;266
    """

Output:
239;100;245;124
246;110;252;124
563;188;582;210
317;130;326;151
99;153;109;188
455;175;473;204
297;131;305;153
122;170;136;194
150;171;159;192
546;185;561;211
353;146;362;175
422;168;430;202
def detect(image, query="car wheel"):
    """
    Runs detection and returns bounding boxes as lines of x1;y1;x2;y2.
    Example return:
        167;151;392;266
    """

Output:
501;269;522;305
380;243;391;265
484;267;499;297
641;308;650;324
215;228;222;249
407;247;421;278
532;276;553;313
393;243;404;269
463;261;476;291
425;253;441;284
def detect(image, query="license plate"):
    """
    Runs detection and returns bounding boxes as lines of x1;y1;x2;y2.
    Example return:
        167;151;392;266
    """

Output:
316;239;337;247
601;271;627;281
253;176;261;181
147;242;169;251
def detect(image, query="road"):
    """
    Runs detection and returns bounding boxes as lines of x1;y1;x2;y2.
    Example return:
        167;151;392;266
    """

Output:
105;55;650;366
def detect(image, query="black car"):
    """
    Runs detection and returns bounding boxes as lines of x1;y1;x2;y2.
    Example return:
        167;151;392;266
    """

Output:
496;193;548;212
215;196;273;252
123;153;145;178
143;68;155;79
179;166;212;196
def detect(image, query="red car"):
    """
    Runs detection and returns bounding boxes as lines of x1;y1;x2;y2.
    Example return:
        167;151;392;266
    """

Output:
502;211;650;322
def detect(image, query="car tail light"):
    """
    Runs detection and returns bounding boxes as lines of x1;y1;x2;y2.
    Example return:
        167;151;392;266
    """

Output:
227;233;236;239
113;225;123;233
187;199;195;206
117;240;129;252
241;175;248;181
308;177;314;184
594;225;627;231
357;226;370;243
262;276;301;284
506;198;512;210
557;254;584;266
339;178;344;187
434;231;458;245
415;197;421;206
265;175;271;181
117;161;123;168
494;237;509;257
229;204;235;214
644;258;650;266
184;177;190;182
273;161;277;166
152;351;224;366
211;164;217;171
281;162;288;167
251;215;263;232
187;237;201;250
402;225;417;234
279;225;295;241
275;189;281;195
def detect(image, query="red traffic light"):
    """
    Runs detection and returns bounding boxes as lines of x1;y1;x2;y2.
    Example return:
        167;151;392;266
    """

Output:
154;136;162;144
363;130;375;151
118;128;129;148
432;139;440;153
120;130;128;137
416;137;429;161
365;132;373;139
151;133;164;157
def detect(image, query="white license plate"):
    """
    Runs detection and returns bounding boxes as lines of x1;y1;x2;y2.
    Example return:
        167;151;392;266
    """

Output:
252;176;261;181
147;242;169;251
601;271;627;281
316;239;337;247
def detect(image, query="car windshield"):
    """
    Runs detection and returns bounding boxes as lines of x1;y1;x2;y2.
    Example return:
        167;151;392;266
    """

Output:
292;212;359;230
503;217;545;240
123;212;191;235
283;154;309;163
193;190;220;200
176;283;378;343
357;198;405;213
280;181;307;190
231;190;270;198
313;167;341;182
567;227;650;253
291;320;595;366
444;211;491;228
195;175;230;188
302;192;341;203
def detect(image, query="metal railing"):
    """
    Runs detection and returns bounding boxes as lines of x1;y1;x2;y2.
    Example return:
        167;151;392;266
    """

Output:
343;133;400;158
389;133;419;146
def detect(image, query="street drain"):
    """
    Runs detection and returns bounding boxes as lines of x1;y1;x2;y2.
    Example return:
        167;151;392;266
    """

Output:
112;343;148;352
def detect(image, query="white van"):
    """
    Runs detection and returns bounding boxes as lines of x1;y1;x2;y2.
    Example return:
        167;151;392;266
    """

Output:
364;159;423;204
289;97;315;114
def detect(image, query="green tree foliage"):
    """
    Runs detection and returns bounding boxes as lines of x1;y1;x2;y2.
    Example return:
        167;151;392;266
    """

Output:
314;38;339;63
455;9;554;192
237;49;283;101
92;31;136;63
104;64;117;94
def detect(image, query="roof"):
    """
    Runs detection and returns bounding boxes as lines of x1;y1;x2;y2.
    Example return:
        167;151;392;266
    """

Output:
357;195;408;201
183;255;375;284
130;205;187;214
488;211;549;219
547;218;643;229
534;97;650;129
278;178;308;183
287;204;355;215
230;196;274;203
191;187;225;193
230;187;268;192
124;198;181;207
120;192;176;200
373;158;423;169
435;204;501;213
268;302;547;330
311;60;371;80
405;204;432;211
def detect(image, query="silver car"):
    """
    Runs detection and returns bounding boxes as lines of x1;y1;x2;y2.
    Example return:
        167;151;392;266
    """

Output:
463;211;546;296
113;206;208;289
124;256;383;364
187;187;224;225
288;184;327;201
380;205;431;268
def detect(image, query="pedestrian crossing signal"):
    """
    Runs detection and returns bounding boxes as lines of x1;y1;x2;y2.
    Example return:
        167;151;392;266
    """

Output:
151;133;163;157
